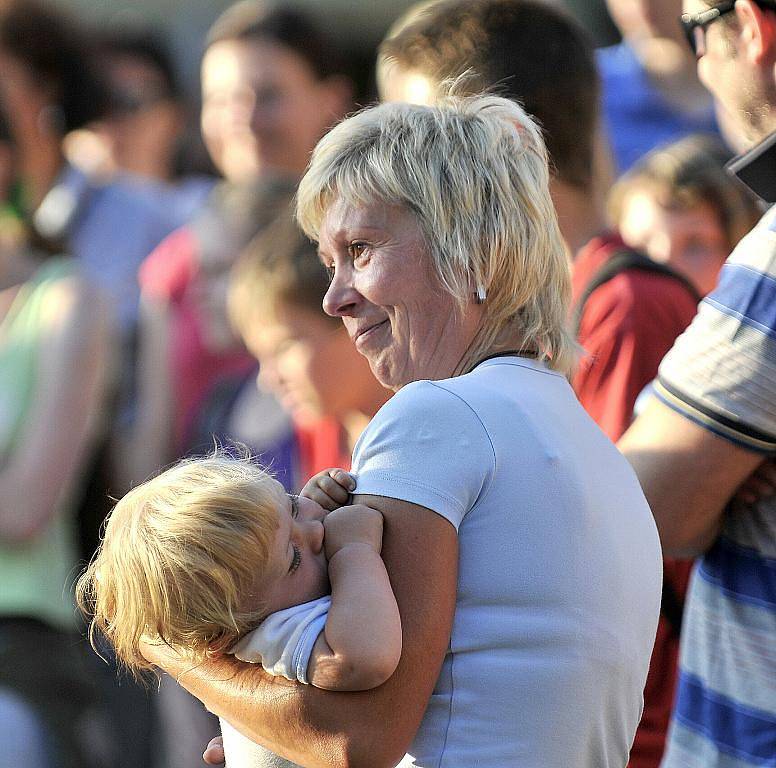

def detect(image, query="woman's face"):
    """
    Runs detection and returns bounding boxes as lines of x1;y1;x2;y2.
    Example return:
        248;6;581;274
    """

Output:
618;188;729;296
318;198;482;391
243;302;375;425
200;38;344;182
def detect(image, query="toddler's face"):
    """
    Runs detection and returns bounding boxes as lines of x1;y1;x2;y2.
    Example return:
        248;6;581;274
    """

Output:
250;489;330;617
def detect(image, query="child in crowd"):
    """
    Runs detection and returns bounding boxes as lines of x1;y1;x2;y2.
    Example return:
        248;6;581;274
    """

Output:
76;452;401;764
609;134;763;297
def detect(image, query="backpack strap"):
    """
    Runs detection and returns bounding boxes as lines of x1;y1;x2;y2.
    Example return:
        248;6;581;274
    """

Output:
573;246;696;638
661;580;685;639
572;249;702;335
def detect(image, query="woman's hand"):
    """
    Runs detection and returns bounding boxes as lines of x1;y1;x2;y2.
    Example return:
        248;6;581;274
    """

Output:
323;504;383;560
300;468;355;511
203;736;225;765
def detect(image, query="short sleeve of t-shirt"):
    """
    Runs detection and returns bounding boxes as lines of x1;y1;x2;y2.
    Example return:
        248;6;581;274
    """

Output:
228;596;330;684
352;379;495;529
656;208;776;453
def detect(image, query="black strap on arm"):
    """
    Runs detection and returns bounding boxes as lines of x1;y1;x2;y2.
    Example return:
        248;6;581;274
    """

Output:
572;249;702;336
661;580;685;639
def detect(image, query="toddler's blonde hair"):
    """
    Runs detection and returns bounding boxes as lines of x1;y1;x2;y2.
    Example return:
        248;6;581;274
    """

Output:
76;452;283;676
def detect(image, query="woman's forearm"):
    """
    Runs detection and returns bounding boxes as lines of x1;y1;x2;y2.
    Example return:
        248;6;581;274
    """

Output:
147;641;392;768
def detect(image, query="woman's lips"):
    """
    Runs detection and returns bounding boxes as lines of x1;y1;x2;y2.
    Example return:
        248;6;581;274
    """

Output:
354;319;389;348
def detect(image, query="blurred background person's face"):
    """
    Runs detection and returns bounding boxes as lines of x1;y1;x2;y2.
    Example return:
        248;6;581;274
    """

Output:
242;301;379;426
91;50;184;182
617;187;729;295
605;0;685;43
200;37;342;182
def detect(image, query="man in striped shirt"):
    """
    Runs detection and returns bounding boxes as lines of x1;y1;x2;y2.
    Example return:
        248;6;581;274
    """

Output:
620;3;776;765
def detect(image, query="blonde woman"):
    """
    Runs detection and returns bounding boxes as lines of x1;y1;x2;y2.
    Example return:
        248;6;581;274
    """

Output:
143;93;662;768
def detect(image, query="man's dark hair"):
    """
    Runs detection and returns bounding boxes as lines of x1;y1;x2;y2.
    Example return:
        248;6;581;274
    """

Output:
205;0;344;82
380;0;600;189
0;0;107;132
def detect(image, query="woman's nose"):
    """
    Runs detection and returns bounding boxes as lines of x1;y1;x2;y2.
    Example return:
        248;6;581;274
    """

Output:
322;270;359;317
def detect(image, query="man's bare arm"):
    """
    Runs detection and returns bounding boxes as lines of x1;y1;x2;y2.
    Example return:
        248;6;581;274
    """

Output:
143;495;458;768
619;397;764;557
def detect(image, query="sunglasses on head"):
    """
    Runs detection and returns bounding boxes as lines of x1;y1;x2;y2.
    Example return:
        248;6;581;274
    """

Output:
680;0;776;56
680;1;736;56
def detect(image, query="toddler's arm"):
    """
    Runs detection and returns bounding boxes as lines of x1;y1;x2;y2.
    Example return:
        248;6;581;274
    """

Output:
307;504;402;691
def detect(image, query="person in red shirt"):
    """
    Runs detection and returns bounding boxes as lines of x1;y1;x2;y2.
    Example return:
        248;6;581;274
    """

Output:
123;3;354;490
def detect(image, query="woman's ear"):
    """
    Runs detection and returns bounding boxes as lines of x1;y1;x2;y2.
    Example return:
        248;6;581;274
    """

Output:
735;0;776;65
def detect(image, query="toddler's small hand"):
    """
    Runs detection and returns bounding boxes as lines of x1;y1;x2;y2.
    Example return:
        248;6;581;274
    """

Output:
323;504;384;561
300;468;355;511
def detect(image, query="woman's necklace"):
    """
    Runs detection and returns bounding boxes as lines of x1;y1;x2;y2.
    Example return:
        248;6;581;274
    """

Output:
472;348;538;368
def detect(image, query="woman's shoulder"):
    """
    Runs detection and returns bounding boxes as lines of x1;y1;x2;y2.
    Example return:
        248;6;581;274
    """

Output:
374;377;482;421
356;377;494;457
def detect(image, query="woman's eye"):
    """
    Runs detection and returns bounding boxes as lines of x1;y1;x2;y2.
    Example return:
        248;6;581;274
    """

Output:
288;544;302;574
324;264;335;282
288;494;299;519
348;242;367;259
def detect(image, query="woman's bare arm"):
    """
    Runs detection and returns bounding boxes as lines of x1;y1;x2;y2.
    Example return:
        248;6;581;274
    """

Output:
0;276;113;542
144;494;458;768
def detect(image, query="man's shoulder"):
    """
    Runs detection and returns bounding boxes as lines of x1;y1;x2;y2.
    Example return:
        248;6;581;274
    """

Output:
705;209;776;327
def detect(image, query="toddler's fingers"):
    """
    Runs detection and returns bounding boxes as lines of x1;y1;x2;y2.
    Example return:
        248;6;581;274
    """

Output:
304;486;339;511
328;468;356;492
316;474;351;506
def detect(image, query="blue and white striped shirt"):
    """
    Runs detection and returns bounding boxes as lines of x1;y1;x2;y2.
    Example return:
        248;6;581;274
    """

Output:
656;205;776;768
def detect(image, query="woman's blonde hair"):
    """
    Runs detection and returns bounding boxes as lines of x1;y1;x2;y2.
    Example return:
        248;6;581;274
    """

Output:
296;91;577;376
75;452;283;677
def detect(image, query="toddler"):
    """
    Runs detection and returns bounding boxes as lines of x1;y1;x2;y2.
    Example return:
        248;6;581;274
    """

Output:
76;452;401;765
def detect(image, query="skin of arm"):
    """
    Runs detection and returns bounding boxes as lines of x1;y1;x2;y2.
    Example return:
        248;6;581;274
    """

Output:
618;396;765;557
307;505;402;692
142;494;458;768
0;276;113;543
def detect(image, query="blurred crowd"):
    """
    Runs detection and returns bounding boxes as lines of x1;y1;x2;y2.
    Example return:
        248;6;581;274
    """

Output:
0;0;769;767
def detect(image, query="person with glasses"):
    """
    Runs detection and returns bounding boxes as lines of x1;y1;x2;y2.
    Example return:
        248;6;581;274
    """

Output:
619;2;776;767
